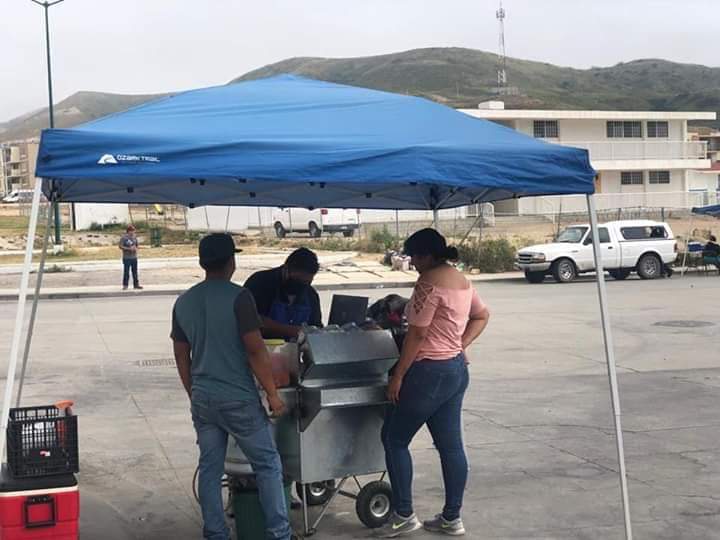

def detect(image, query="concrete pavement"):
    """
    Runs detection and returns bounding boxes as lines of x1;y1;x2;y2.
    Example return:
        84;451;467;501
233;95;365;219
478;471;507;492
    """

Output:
0;251;358;275
1;275;719;538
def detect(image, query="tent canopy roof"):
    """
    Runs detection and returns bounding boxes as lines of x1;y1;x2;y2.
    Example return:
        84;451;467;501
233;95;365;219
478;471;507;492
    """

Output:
36;75;595;210
692;204;720;217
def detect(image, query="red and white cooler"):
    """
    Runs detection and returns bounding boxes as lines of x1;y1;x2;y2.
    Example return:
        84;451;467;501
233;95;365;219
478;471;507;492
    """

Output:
0;465;78;540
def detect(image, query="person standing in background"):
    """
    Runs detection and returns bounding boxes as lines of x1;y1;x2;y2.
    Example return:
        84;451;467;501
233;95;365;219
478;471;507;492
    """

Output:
119;224;143;290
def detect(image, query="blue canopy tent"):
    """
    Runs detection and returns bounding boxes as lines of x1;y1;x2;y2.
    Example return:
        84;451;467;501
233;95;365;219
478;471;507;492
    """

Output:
4;75;632;538
34;75;593;210
691;204;720;217
679;204;720;276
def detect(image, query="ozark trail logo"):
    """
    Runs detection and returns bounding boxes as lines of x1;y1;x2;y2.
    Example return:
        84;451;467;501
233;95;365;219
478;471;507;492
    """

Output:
97;154;118;164
97;154;160;165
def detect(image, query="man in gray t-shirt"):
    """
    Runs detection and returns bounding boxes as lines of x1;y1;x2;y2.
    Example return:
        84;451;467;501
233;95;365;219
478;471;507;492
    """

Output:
119;224;142;290
171;233;292;540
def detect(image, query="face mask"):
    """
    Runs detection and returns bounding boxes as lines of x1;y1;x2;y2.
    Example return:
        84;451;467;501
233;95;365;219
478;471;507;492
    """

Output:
285;279;306;295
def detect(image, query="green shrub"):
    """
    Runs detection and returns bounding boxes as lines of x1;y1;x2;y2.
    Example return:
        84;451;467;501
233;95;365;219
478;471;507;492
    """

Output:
88;222;127;232
458;238;516;273
184;231;201;243
369;226;397;252
315;237;352;251
49;247;78;258
44;264;72;273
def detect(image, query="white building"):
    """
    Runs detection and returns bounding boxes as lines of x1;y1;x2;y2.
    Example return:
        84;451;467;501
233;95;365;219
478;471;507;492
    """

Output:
461;104;717;215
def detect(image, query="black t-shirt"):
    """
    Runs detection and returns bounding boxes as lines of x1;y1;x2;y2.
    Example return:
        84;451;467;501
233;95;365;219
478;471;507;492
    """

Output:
244;267;322;327
705;241;720;256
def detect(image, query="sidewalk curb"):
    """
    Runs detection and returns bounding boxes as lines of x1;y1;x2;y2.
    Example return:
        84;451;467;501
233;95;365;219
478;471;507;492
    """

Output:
0;274;525;301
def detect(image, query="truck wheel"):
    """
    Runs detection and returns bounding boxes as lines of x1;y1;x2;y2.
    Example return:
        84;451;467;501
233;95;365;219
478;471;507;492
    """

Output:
637;253;662;279
524;271;545;284
343;230;355;238
296;480;335;506
552;258;577;283
356;481;393;529
309;222;321;238
274;222;286;239
608;269;631;280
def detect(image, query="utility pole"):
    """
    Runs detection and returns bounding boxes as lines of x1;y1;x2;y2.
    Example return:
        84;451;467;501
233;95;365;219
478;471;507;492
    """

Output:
0;145;6;196
31;0;65;248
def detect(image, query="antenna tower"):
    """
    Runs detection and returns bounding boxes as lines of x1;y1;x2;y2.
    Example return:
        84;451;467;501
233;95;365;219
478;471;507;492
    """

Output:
496;1;507;90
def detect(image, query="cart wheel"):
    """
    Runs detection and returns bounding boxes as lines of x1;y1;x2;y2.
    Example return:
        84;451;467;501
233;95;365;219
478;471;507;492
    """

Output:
356;481;392;529
296;480;335;506
193;467;232;514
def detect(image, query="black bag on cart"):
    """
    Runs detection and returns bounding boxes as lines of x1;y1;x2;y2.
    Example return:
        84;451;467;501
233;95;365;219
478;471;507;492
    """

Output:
367;294;408;350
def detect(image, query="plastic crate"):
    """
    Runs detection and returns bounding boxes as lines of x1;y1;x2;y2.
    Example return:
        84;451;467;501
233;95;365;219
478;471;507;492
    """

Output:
6;406;78;479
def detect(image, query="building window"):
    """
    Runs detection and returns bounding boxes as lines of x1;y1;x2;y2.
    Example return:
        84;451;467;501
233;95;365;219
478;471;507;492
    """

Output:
533;120;559;138
607;121;642;138
647;121;669;138
621;171;644;185
648;170;671;184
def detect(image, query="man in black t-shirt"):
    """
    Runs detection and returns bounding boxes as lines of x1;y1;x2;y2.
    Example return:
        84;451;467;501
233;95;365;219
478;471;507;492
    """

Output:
705;235;720;273
244;248;322;339
705;235;720;256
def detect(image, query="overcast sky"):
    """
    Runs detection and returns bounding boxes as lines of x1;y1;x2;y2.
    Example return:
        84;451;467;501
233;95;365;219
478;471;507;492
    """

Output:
1;0;717;122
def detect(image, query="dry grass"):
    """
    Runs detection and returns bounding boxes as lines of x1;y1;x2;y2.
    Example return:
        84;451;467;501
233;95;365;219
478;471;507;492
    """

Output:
0;244;209;265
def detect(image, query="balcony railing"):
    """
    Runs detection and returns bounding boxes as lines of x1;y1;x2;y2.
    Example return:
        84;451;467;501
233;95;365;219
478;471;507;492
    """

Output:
558;140;707;161
520;190;719;215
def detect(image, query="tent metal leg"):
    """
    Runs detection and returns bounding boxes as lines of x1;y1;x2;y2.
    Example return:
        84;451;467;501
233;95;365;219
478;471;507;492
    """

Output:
0;181;44;459
395;209;400;242
586;194;633;540
15;200;54;407
680;215;694;278
432;209;439;229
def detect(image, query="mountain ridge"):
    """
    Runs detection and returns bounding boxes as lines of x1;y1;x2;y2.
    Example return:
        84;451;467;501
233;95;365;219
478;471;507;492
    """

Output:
2;47;718;141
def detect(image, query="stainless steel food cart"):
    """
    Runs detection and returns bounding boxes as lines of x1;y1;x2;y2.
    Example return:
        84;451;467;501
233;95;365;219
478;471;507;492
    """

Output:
225;328;398;536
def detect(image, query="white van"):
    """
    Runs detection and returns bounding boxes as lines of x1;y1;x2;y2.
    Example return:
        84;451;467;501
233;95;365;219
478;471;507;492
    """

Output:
271;208;359;238
2;189;35;203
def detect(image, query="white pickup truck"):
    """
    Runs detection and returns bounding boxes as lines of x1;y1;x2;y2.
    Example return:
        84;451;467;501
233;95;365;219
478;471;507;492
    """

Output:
515;220;677;283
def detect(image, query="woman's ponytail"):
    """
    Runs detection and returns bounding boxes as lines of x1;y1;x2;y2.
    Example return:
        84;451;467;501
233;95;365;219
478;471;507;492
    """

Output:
444;245;459;262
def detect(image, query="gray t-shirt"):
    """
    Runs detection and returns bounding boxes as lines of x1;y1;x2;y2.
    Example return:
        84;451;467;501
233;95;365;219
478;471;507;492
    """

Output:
171;281;262;401
120;234;138;260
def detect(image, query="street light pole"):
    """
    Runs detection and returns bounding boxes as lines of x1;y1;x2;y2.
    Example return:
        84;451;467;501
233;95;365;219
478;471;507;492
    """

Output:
31;0;64;247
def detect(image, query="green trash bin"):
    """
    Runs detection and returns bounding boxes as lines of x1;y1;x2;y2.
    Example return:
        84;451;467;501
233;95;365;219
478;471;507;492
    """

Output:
232;479;291;540
150;227;162;247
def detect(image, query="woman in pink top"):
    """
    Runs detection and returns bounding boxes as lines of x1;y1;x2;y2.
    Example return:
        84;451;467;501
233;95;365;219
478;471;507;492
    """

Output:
375;229;490;538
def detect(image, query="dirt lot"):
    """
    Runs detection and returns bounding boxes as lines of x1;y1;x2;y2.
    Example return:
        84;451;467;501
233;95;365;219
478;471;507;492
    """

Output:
0;204;717;266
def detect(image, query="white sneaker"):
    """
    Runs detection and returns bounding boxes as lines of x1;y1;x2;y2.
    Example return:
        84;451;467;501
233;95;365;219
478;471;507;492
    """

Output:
373;511;422;537
423;514;466;536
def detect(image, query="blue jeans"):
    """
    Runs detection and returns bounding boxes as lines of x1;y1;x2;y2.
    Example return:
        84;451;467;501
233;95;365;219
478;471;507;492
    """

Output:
191;393;291;540
381;353;469;521
122;258;139;287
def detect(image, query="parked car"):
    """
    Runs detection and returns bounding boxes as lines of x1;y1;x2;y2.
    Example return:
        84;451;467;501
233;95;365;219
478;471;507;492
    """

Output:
2;189;34;203
515;220;677;283
272;208;359;238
